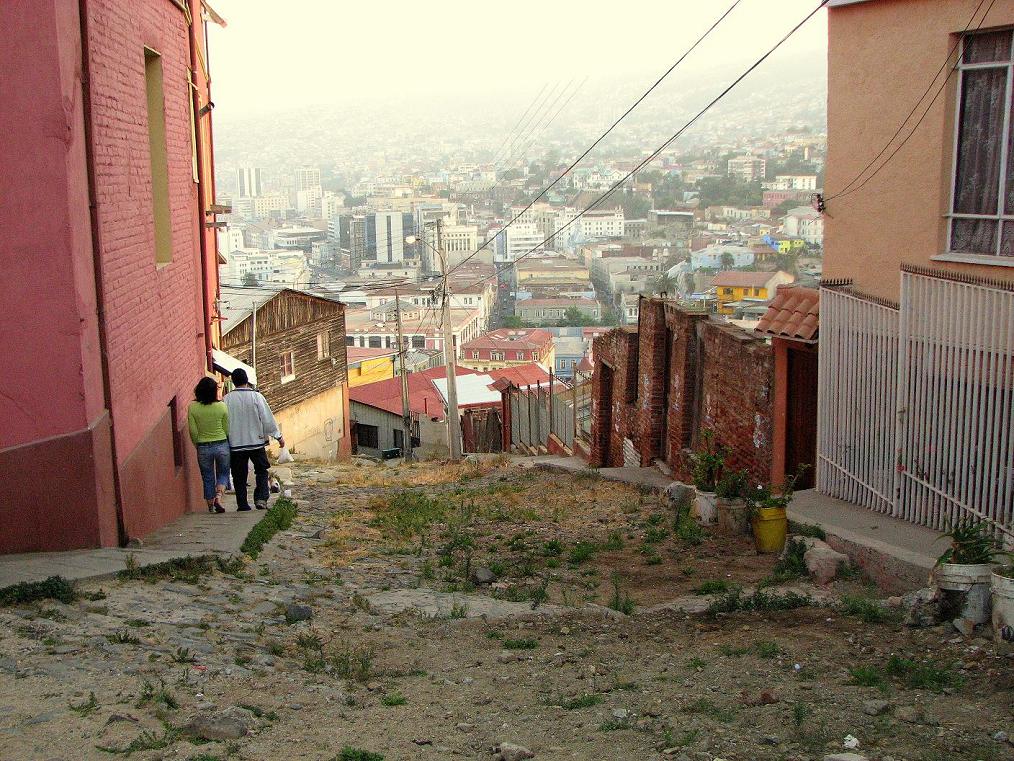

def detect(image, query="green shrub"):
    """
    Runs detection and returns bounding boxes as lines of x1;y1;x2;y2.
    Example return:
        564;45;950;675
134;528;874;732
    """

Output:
0;576;76;607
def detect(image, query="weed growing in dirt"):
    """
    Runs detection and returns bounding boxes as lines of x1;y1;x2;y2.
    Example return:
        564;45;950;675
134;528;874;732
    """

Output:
839;594;895;624
336;748;384;761
419;560;434;581
686;657;707;670
789;521;826;540
502;638;538;650
96;723;181;755
884;655;960;691
448;601;468;619
542;539;563;556
69;692;99;717
848;665;889;690
682;698;735;723
768;538;808;583
380;692;407;706
603;531;624;550
332;641;375;682
241;498;297;559
643;525;668;544
0;576;76;607
559;694;602;710
136;680;178;710
598;718;631;731
106;630;140;645
707;589;812;615
674;509;703;546
754;640;781;658
369;491;448;543
171;647;195;664
693;579;738;595
238;704;278;721
296;632;323;651
608;573;635;615
568;542;597;565
266;641;285;657
118;554;240;584
792;701;811;727
718;643;751;657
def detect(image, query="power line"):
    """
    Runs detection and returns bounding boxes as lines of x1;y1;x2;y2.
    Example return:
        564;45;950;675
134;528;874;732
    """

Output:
453;0;831;293
492;81;564;167
494;78;577;172
824;0;995;203
490;82;550;163
445;0;744;278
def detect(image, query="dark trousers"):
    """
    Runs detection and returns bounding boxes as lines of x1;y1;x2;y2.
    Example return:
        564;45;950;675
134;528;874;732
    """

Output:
230;447;270;509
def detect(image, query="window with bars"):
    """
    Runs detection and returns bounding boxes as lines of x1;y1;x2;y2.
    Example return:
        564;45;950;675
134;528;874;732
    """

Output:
949;28;1014;258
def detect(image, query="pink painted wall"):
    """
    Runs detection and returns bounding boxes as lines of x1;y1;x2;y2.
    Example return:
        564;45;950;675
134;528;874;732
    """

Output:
84;0;207;464
0;0;106;448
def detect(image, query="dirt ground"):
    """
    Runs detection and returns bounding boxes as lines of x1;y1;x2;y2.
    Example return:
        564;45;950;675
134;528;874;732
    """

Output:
0;458;1011;761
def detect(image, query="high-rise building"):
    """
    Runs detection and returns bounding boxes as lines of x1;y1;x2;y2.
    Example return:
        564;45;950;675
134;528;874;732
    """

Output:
294;166;321;193
374;211;404;264
237;165;262;198
350;215;368;271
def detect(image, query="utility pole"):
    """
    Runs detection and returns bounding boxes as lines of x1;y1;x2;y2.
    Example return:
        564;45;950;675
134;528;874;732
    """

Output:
393;288;414;461
436;218;462;460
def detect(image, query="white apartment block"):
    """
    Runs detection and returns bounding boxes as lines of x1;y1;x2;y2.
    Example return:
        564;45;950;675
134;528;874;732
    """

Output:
374;211;404;264
217;226;245;256
294;166;321;193
222;249;307;287
233;193;289;220
727;156;766;183
766;175;818;191
500;223;545;266
781;207;824;245
578;208;625;239
296;186;323;216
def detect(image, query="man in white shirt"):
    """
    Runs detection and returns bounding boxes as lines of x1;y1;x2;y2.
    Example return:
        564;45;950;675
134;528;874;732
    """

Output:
224;368;285;511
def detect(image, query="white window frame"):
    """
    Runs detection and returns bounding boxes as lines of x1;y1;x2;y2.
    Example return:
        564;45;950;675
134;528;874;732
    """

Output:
490;351;504;361
280;350;296;384
938;28;1014;267
317;332;330;361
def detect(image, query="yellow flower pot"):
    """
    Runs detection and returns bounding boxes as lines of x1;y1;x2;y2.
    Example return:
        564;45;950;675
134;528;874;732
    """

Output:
752;506;787;554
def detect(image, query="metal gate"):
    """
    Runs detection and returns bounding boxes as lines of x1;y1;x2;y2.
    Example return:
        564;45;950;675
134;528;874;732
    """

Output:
507;378;576;453
819;270;1014;537
817;285;899;514
895;268;1014;534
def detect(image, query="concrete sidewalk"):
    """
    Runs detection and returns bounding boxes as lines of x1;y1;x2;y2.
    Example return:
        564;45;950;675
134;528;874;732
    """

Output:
0;510;261;588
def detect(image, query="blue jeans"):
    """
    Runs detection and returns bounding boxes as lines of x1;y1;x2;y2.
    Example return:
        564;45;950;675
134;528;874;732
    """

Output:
196;440;231;501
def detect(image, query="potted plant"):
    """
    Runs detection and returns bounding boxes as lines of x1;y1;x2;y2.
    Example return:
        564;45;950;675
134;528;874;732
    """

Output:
744;467;807;554
934;521;1004;627
992;562;1014;652
715;469;750;535
687;430;726;526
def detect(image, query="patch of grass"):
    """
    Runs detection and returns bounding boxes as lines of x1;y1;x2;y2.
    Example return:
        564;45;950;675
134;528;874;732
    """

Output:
448;601;468;619
754;640;781;658
686;657;707;670
682;698;735;723
789;521;826;541
96;723;181;756
171;647;195;664
336;747;384;761
135;680;178;710
118;554;236;584
693;579;738;595
718;643;750;657
125;619;149;628
296;631;323;651
567;542;597;565
0;576;76;606
238;703;279;721
266;640;285;657
884;655;960;692
768;538;808;583
419;560;434;580
602;531;624;551
541;539;563;556
792;701;811;727
839;594;893;624
674;511;703;546
608;572;635;615
241;498;298;559
598;718;631;731
502;638;538;650
106;630;140;645
70;692;99;717
380;692;407;706
848;665;888;691
643;525;668;544
560;693;602;710
707;589;813;616
332;640;374;682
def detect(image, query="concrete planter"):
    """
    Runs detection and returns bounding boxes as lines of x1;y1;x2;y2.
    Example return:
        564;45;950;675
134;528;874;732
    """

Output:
716;497;750;535
694;490;717;525
991;569;1014;652
933;563;994;625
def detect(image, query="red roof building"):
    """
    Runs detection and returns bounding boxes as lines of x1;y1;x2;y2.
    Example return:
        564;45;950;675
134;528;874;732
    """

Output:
459;328;555;371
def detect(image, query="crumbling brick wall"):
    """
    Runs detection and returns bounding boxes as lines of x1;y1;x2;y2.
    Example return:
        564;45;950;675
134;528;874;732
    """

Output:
589;298;774;485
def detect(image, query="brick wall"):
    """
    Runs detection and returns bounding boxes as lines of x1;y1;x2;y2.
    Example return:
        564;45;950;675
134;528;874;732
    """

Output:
590;298;774;484
86;0;206;460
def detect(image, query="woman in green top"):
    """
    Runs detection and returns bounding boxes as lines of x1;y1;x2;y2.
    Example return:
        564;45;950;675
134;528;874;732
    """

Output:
188;377;230;513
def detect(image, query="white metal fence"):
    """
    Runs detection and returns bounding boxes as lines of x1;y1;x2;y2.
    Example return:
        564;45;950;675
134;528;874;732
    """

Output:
895;269;1014;534
818;270;1014;537
817;286;899;514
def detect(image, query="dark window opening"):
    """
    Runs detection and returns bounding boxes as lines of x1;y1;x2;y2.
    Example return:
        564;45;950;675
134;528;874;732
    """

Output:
356;424;379;449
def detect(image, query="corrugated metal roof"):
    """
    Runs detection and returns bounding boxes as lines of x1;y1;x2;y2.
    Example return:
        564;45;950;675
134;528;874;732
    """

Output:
755;285;819;343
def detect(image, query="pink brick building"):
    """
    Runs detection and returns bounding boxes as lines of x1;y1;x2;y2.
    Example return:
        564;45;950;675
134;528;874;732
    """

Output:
0;0;222;552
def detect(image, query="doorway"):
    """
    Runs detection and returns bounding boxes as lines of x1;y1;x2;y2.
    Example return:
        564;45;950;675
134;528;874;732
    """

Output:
785;345;818;490
598;363;614;465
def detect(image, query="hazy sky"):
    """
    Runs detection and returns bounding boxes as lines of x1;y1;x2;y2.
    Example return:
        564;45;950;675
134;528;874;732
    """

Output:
207;0;827;121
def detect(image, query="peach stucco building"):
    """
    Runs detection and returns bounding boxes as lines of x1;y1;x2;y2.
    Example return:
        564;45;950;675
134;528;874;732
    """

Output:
0;0;223;552
817;0;1014;536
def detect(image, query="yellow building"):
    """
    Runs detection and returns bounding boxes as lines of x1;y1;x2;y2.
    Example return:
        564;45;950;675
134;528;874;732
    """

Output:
711;271;794;315
347;348;397;388
515;258;589;285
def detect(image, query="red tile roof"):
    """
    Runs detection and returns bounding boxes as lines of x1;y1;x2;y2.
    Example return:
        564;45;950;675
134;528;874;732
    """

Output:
487;364;554;389
349;365;478;419
755;285;819;342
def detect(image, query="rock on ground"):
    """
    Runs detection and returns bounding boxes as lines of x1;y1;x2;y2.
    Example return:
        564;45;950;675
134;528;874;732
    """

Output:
803;541;849;585
495;742;535;761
